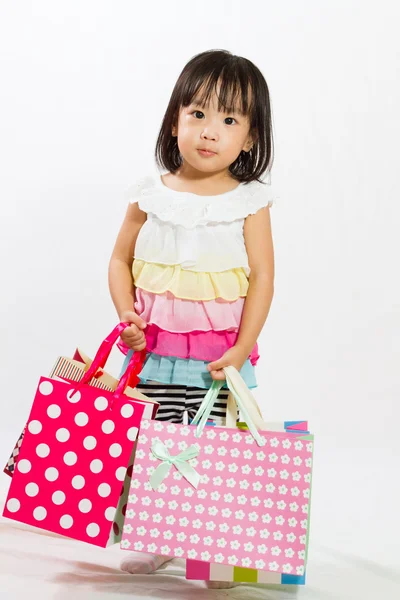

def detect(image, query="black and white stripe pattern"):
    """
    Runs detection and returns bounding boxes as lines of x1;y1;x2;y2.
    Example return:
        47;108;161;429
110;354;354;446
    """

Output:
135;381;234;425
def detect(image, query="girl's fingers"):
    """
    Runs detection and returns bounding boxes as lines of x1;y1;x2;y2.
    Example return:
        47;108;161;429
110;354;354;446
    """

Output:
210;370;226;381
121;311;147;330
208;360;222;372
127;324;140;335
131;340;146;351
130;332;145;343
124;330;144;342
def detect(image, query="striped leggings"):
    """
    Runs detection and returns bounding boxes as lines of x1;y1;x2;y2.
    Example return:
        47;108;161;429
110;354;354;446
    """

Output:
135;380;231;425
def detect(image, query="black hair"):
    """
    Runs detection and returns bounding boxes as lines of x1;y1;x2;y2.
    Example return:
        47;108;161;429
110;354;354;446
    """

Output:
155;49;274;184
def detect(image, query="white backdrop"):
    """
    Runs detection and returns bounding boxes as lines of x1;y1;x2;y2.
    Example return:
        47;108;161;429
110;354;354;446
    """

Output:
0;0;399;594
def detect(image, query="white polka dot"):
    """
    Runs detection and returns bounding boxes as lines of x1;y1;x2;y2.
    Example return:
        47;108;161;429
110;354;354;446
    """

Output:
33;506;47;521
47;404;61;419
102;420;115;434
95;396;108;411
52;491;66;505
109;443;122;458
90;459;103;474
67;389;81;403
121;403;134;418
17;459;32;474
98;483;111;498
36;443;50;458
28;420;42;435
115;467;126;481
45;467;59;482
25;483;39;497
127;426;139;441
60;515;73;529
56;428;70;442
72;475;85;490
6;498;20;513
74;412;89;427
83;436;97;450
87;523;100;538
79;499;92;513
105;507;115;522
64;452;77;466
39;381;53;396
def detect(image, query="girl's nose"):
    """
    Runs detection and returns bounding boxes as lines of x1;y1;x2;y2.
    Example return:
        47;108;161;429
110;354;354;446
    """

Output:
201;128;219;142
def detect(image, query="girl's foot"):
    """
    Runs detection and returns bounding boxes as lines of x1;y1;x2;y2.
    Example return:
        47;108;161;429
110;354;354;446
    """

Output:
120;553;172;574
206;581;241;589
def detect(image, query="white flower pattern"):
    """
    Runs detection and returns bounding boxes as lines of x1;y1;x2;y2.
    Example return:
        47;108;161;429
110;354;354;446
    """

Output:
255;559;265;569
120;420;312;572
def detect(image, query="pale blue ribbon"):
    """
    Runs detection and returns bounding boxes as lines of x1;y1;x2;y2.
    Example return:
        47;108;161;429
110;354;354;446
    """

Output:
149;440;200;490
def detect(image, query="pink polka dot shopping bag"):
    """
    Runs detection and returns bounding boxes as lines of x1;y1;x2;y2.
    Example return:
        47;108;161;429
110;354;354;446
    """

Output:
3;342;158;478
3;324;149;548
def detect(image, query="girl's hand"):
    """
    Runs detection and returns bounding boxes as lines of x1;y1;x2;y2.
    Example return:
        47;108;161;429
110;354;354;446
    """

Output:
120;310;147;352
207;345;249;381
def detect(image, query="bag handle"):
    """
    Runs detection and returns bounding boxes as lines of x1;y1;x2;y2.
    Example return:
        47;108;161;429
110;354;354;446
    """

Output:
190;380;225;433
191;366;266;446
80;323;146;408
224;367;268;429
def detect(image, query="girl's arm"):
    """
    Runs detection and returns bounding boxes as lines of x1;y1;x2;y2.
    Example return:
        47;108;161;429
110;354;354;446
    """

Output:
108;202;148;349
207;206;275;380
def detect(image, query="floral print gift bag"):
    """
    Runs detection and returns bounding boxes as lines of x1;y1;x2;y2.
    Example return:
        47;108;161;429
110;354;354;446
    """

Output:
121;366;314;576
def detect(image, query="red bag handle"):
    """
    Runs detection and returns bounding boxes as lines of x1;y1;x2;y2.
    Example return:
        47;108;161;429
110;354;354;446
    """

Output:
80;323;146;408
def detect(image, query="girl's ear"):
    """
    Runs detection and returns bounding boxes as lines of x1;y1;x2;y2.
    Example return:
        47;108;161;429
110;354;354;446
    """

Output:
243;130;257;153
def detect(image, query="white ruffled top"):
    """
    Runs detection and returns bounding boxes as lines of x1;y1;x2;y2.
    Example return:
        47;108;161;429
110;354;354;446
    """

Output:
127;173;276;274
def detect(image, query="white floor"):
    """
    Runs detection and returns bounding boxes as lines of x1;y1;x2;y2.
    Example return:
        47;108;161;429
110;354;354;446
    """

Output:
1;459;399;600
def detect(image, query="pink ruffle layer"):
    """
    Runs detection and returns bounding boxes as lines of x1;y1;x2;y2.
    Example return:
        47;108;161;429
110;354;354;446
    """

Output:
118;324;259;366
134;288;245;333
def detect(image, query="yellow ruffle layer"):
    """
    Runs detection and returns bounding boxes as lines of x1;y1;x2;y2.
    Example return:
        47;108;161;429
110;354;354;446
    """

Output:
133;260;249;301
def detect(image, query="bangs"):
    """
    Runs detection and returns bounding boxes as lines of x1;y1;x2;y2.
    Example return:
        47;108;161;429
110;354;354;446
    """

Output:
181;71;253;117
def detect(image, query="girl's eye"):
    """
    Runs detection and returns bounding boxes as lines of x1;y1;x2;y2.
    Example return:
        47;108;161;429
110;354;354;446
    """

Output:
191;111;236;125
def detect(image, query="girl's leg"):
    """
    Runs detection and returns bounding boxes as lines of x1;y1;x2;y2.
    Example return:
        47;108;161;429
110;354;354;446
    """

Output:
120;378;186;574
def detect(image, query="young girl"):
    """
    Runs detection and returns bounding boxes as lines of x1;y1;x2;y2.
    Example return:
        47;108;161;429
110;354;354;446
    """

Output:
109;49;275;589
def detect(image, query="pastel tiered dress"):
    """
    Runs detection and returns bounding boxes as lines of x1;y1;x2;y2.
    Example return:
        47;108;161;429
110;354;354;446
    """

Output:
120;173;274;391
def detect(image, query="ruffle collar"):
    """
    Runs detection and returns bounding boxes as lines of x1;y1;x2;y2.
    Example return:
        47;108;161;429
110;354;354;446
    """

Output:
125;174;276;229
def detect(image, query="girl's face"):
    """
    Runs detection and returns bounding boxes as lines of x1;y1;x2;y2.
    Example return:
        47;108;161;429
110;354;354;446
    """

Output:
172;90;254;175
